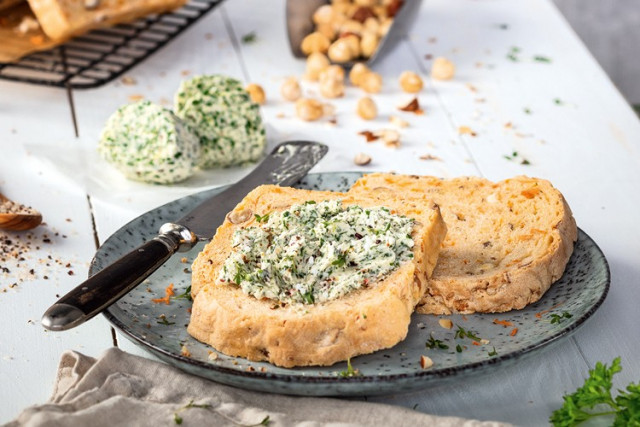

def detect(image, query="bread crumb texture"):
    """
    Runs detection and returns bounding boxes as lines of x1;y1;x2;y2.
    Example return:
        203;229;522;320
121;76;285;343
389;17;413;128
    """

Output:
349;174;577;315
188;185;446;367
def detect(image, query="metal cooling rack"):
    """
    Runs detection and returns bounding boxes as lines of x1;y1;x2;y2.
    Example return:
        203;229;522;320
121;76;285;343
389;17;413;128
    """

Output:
0;0;223;89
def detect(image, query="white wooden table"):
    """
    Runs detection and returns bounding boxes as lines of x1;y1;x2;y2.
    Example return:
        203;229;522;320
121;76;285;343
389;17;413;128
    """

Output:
2;0;639;424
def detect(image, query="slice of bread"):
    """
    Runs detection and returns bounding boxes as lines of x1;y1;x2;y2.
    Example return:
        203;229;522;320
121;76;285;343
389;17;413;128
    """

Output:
188;185;447;367
27;0;188;41
349;174;577;315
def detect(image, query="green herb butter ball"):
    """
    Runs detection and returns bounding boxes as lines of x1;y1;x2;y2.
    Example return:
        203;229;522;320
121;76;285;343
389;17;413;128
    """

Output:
174;75;266;168
98;100;200;184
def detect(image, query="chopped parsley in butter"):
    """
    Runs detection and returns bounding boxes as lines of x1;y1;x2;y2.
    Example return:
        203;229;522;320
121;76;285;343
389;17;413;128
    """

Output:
220;200;415;305
174;75;266;168
98;100;200;184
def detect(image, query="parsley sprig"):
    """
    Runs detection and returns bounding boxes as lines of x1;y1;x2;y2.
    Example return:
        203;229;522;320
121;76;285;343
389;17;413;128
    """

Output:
550;312;573;324
426;333;449;350
339;358;361;378
550;357;640;426
454;325;481;341
173;285;193;301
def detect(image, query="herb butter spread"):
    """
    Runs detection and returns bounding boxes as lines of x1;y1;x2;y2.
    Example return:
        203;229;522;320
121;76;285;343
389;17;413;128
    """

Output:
98;100;200;184
174;75;266;168
220;200;415;305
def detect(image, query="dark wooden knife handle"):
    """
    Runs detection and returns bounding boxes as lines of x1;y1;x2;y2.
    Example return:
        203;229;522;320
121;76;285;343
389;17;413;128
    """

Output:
41;224;195;331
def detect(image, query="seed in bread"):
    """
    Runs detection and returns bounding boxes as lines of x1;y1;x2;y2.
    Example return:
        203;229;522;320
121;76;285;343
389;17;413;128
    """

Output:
349;174;577;314
188;185;447;367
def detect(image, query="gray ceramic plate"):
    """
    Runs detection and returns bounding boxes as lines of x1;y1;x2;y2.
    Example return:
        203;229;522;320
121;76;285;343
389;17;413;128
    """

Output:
95;172;610;396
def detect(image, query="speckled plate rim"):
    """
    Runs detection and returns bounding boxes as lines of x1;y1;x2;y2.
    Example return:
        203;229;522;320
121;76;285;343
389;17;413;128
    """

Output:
98;172;610;392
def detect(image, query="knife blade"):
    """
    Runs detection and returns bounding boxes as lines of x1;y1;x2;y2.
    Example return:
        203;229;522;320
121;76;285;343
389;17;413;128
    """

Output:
42;140;328;331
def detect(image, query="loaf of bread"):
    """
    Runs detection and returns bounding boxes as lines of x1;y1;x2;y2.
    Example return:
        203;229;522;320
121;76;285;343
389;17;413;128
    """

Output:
27;0;188;41
349;174;577;315
188;185;447;367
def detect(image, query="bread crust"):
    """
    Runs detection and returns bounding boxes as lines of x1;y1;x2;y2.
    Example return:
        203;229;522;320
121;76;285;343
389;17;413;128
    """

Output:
349;174;578;315
188;185;447;367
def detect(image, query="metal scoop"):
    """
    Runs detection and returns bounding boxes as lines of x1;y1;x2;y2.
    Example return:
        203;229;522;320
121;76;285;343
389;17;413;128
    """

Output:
286;0;422;68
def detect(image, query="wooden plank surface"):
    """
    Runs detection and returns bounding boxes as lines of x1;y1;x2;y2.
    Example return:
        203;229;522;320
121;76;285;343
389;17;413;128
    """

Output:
1;0;639;424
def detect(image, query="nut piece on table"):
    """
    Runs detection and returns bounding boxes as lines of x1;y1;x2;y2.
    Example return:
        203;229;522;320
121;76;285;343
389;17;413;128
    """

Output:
376;129;400;147
359;71;383;93
399;71;423;93
431;57;456;80
305;52;331;81
295;98;324;121
301;31;331;55
357;97;377;120
280;77;302;102
353;152;372;166
245;83;266;105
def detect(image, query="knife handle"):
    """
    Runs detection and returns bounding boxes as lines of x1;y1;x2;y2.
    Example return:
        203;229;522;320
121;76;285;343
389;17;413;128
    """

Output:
41;223;196;331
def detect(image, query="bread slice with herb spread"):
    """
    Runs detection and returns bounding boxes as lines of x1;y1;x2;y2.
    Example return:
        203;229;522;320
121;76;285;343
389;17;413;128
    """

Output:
188;185;446;367
349;174;577;315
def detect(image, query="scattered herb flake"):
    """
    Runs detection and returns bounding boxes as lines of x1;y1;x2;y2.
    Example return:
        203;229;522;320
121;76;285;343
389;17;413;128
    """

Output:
173;400;212;424
254;213;270;223
524;107;532;114
157;316;175;326
533;55;552;63
426;333;449;350
174;285;193;301
339;358;361;377
488;347;498;357
456;344;463;353
242;32;257;44
554;98;564;105
521;159;531;165
550;311;573;324
454;325;481;341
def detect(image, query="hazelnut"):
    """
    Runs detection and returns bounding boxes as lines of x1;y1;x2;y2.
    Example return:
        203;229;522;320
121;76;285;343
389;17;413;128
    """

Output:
319;64;346;82
341;33;361;58
360;30;379;58
227;208;252;224
328;38;353;63
245;83;266;105
305;52;330;81
301;31;331;55
349;62;370;86
363;17;380;34
295;98;324;121
357;97;377;120
351;6;375;23
354;153;372;166
339;19;364;36
360;71;383;93
378;18;393;37
354;0;376;6
431;57;456;80
399;71;423;93
280;77;301;102
312;4;334;25
319;75;344;98
316;22;337;40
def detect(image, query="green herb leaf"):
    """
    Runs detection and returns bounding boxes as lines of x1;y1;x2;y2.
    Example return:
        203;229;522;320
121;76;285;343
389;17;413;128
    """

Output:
339;358;361;378
454;325;481;341
254;213;270;223
301;290;315;305
488;347;498;357
174;285;192;301
157;316;175;326
426;333;449;350
554;98;564;105
304;200;317;205
550;312;573;324
242;31;257;44
533;55;552;63
524;108;532;114
456;344;463;353
174;413;183;425
550;358;625;426
332;253;347;267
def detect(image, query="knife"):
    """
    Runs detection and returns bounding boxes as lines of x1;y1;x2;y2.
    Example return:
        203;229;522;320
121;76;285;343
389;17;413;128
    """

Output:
42;140;328;331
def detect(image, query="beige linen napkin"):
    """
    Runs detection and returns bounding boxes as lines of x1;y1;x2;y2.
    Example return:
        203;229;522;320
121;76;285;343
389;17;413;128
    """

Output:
8;348;512;427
